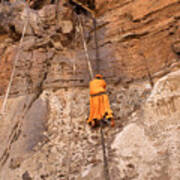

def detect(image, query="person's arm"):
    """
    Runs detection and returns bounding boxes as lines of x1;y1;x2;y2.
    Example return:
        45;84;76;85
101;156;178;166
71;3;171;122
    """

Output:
102;80;106;89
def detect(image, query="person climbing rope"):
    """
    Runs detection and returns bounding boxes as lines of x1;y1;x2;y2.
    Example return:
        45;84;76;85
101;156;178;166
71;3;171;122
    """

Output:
87;74;115;127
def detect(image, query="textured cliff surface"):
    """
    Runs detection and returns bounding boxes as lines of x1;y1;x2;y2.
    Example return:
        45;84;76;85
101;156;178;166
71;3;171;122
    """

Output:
0;0;179;95
0;0;180;180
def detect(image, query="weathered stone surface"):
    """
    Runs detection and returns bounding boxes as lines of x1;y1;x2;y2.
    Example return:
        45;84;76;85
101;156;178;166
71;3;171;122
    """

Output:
77;71;180;180
21;36;37;51
172;41;180;55
22;171;32;180
0;94;48;178
0;70;180;179
111;123;158;180
60;20;74;34
0;0;179;95
21;97;48;151
38;4;56;24
0;1;180;180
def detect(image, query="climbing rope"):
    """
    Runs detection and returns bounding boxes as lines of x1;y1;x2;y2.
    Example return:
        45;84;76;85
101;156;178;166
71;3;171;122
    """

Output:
78;15;94;79
78;13;110;180
92;17;110;180
0;2;29;116
93;18;100;74
100;120;110;180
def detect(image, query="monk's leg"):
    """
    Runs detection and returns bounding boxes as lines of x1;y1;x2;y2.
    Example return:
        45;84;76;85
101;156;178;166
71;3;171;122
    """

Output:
87;97;94;124
103;94;115;126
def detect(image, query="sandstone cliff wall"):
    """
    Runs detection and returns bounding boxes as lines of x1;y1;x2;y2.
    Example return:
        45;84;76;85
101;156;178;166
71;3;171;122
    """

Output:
0;0;179;95
0;0;180;180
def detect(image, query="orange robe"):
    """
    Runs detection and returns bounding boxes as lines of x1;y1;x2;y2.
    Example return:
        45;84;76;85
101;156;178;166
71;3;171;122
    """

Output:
87;78;114;127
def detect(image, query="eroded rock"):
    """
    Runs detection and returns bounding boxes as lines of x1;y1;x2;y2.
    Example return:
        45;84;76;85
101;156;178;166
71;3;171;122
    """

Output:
0;0;180;180
172;41;180;55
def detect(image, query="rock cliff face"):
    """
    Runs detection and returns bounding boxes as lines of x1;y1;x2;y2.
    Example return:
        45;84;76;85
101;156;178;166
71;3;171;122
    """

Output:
0;0;180;180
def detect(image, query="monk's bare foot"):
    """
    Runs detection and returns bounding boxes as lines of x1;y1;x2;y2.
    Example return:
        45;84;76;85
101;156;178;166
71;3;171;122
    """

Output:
111;120;115;127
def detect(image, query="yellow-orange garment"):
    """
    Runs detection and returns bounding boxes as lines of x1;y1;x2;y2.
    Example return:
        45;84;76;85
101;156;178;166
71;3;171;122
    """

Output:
87;78;114;127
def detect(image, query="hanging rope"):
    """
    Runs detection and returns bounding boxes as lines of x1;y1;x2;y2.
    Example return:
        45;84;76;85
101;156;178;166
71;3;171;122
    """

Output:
93;17;110;180
78;15;94;79
78;14;110;180
0;3;29;116
93;18;100;74
100;120;110;180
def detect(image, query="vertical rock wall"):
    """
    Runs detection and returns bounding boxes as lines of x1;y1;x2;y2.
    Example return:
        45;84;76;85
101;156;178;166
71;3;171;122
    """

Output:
0;0;180;180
